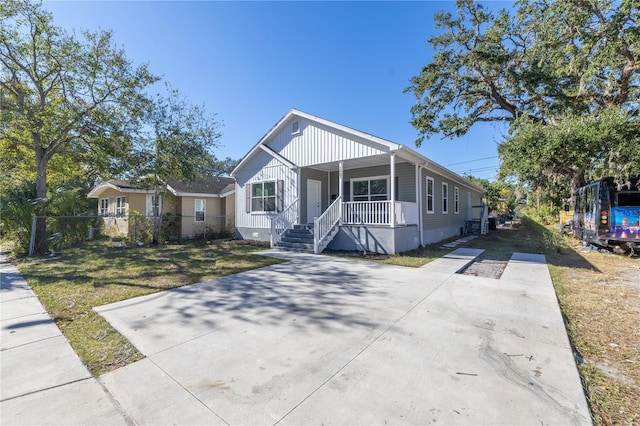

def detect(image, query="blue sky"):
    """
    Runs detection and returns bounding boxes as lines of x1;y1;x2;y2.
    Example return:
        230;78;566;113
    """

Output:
43;1;513;180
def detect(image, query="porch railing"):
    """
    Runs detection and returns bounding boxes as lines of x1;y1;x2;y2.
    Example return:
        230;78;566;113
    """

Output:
313;195;342;254
270;198;299;247
342;201;418;226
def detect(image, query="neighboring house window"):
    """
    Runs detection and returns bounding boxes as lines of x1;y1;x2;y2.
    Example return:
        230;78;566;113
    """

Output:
195;199;205;222
351;176;389;202
100;199;109;216
252;181;277;212
426;177;434;214
442;182;449;214
454;187;460;214
292;121;300;135
116;196;126;217
146;194;161;217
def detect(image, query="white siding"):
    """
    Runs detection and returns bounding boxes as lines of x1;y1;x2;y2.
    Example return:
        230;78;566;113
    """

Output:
235;150;297;229
266;118;389;167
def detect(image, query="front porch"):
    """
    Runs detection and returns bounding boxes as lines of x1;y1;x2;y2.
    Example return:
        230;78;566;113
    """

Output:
269;152;424;254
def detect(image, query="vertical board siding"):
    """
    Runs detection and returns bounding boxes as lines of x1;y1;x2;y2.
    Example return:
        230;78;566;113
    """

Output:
266;118;389;167
235;148;297;229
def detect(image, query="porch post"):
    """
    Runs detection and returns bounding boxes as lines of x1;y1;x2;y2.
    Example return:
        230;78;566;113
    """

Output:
390;153;396;227
338;161;344;225
296;168;301;225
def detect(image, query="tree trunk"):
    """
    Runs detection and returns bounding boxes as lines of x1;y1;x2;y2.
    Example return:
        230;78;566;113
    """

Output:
569;171;587;208
34;146;48;253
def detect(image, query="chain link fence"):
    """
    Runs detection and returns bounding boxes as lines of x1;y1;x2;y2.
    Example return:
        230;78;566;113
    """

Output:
28;213;235;256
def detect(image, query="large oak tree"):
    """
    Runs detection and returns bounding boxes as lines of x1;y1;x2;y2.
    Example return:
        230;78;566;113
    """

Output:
406;0;639;200
1;1;158;203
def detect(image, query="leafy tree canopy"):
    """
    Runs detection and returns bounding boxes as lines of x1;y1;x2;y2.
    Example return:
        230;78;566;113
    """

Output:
406;0;639;200
1;0;158;203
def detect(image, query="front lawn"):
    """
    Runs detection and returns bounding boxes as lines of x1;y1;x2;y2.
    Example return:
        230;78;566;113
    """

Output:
17;239;284;376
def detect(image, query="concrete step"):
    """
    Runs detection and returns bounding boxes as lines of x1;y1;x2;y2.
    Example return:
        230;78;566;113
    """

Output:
276;241;314;251
293;224;314;230
286;229;313;236
281;236;314;244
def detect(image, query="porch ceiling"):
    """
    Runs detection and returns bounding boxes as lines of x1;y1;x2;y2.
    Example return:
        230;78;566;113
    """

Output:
308;153;413;172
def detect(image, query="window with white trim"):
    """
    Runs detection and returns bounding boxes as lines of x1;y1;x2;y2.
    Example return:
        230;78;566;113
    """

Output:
100;198;109;216
426;177;434;214
252;181;277;212
442;182;449;214
454;187;460;214
351;176;389;202
195;199;205;222
147;195;161;217
292;121;300;135
116;196;126;217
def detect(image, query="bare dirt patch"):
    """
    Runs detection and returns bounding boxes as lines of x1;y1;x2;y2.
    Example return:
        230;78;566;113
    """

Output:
458;258;507;279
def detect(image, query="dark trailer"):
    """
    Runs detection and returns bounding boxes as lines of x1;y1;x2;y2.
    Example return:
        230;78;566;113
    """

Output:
573;176;640;253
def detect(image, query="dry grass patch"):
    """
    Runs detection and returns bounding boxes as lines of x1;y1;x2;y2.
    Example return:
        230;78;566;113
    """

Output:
546;247;639;426
17;239;284;376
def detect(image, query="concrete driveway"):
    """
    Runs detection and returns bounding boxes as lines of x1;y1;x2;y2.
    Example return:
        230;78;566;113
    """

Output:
95;249;591;425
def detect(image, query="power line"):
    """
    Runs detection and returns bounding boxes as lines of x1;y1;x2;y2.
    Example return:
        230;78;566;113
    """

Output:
454;165;500;174
445;156;498;167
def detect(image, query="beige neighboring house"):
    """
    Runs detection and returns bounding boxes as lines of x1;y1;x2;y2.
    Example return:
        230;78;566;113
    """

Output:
87;175;235;240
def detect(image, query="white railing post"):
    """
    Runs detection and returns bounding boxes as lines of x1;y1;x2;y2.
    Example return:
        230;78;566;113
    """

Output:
338;162;344;225
313;217;319;254
390;153;396;227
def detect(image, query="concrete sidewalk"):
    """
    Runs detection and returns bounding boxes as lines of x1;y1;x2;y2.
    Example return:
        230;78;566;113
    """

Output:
1;250;591;425
0;254;127;425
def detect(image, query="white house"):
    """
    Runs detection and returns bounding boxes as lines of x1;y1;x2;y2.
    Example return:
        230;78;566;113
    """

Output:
231;109;486;254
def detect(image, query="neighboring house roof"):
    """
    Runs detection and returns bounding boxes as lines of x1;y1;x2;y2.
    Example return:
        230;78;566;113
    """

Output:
87;179;152;198
88;176;236;199
167;175;236;198
231;108;483;193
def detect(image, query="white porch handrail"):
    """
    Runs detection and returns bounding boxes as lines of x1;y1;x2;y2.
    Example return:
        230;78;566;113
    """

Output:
342;201;391;225
313;195;342;254
270;198;299;247
342;201;418;226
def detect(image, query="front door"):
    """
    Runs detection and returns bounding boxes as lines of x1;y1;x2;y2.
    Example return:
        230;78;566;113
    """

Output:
307;179;322;223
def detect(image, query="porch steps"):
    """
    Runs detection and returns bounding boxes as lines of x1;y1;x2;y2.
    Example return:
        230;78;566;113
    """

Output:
275;225;315;253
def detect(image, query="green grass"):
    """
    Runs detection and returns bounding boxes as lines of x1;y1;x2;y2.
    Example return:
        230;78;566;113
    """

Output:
17;239;285;376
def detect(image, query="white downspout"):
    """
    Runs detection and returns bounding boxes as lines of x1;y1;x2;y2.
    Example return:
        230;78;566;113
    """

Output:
416;163;423;247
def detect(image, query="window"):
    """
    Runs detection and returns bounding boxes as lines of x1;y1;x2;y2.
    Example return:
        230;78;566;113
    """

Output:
292;121;300;135
100;199;109;216
426;177;434;214
616;192;640;207
147;195;161;217
454;187;460;214
195;199;205;222
351;177;388;202
116;196;126;217
442;182;449;214
252;181;277;212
